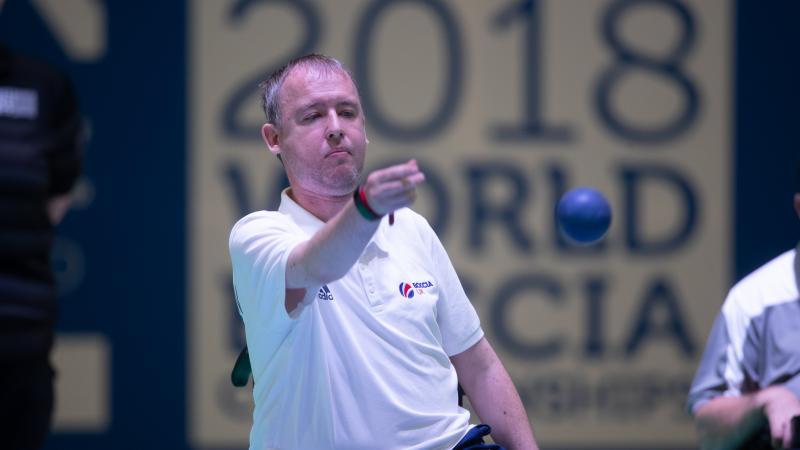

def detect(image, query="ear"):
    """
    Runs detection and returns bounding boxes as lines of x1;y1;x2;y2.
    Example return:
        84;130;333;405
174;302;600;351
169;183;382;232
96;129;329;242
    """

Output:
794;193;800;219
363;116;369;145
261;123;281;159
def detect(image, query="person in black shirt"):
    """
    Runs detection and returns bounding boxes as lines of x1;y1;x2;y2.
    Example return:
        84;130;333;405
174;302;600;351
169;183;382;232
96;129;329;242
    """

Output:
0;44;82;449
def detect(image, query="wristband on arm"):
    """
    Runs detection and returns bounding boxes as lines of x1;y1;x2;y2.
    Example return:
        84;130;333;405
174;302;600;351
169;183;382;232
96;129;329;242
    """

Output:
353;184;382;221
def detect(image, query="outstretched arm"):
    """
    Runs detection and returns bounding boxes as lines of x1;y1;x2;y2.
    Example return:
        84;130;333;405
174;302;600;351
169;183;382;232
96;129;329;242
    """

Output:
451;337;539;450
285;160;424;290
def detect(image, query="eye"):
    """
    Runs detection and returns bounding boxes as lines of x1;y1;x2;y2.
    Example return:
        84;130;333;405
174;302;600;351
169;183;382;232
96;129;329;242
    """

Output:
302;112;321;122
339;109;356;118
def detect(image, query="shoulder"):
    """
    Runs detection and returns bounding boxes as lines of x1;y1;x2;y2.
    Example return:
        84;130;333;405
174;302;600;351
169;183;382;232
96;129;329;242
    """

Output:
229;210;295;246
724;248;798;319
390;208;435;235
378;207;442;248
0;48;78;126
231;209;284;228
0;47;73;93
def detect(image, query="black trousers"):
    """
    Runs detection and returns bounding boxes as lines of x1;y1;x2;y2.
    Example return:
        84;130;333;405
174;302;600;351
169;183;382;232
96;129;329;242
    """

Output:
0;354;54;450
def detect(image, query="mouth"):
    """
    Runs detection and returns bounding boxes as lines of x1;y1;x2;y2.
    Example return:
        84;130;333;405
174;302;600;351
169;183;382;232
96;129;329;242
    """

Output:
326;148;351;158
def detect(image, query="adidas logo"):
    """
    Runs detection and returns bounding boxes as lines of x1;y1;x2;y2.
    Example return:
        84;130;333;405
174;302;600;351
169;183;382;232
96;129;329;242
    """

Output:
317;285;334;301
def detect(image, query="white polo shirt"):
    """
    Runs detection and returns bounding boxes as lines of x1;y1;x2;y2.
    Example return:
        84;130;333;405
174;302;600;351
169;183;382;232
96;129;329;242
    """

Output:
688;247;800;414
229;189;484;450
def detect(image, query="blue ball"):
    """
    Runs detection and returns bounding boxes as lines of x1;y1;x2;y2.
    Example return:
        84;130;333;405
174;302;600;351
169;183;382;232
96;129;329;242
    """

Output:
556;187;612;245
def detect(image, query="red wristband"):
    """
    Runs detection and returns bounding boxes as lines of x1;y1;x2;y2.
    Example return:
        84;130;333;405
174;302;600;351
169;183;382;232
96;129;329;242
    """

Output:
358;185;381;218
353;184;381;221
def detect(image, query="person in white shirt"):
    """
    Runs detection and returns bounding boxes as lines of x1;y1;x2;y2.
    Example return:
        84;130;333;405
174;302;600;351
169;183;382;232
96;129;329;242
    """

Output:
688;178;800;449
229;54;538;450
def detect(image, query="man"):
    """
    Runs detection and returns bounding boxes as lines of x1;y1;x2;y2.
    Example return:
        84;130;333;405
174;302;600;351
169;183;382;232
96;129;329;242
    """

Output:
687;182;800;449
229;54;538;449
0;43;82;448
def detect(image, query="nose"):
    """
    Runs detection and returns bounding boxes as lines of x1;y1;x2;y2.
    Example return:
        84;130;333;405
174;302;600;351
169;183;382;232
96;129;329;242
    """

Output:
326;129;344;141
326;112;344;141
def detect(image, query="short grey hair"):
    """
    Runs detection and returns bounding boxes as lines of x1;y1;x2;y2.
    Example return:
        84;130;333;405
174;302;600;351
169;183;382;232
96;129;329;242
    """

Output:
259;54;357;128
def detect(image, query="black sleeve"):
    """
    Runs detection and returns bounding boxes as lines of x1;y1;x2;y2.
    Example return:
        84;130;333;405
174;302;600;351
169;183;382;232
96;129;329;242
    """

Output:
43;70;82;196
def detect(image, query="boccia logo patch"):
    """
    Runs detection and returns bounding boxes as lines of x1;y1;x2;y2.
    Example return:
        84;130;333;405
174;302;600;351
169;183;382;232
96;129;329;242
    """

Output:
399;280;434;299
399;282;415;299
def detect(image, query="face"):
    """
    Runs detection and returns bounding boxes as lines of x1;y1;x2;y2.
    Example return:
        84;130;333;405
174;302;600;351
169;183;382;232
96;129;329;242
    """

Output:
262;66;367;197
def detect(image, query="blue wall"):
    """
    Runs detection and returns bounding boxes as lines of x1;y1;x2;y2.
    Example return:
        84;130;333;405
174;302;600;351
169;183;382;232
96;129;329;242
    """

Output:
0;1;187;449
735;1;800;278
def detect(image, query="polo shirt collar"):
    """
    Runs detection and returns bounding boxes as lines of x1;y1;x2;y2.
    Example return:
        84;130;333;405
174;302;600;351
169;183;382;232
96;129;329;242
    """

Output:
277;188;390;254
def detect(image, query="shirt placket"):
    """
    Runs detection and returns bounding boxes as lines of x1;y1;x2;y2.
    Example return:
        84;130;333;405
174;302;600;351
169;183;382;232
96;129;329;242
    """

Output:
357;243;384;310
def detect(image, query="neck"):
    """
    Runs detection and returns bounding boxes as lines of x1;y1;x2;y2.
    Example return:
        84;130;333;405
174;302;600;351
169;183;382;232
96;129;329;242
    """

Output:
288;186;353;222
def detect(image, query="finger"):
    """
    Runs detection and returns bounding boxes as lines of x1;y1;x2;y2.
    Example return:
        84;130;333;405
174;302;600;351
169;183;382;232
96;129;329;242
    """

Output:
771;419;785;449
374;165;417;182
381;184;417;206
404;171;426;187
386;187;417;202
396;172;426;192
375;173;426;195
373;161;422;183
783;420;793;449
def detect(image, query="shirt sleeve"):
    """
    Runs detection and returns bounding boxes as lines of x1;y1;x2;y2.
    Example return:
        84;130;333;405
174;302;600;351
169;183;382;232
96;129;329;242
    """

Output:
687;312;732;415
229;212;306;327
421;220;483;357
785;374;800;399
